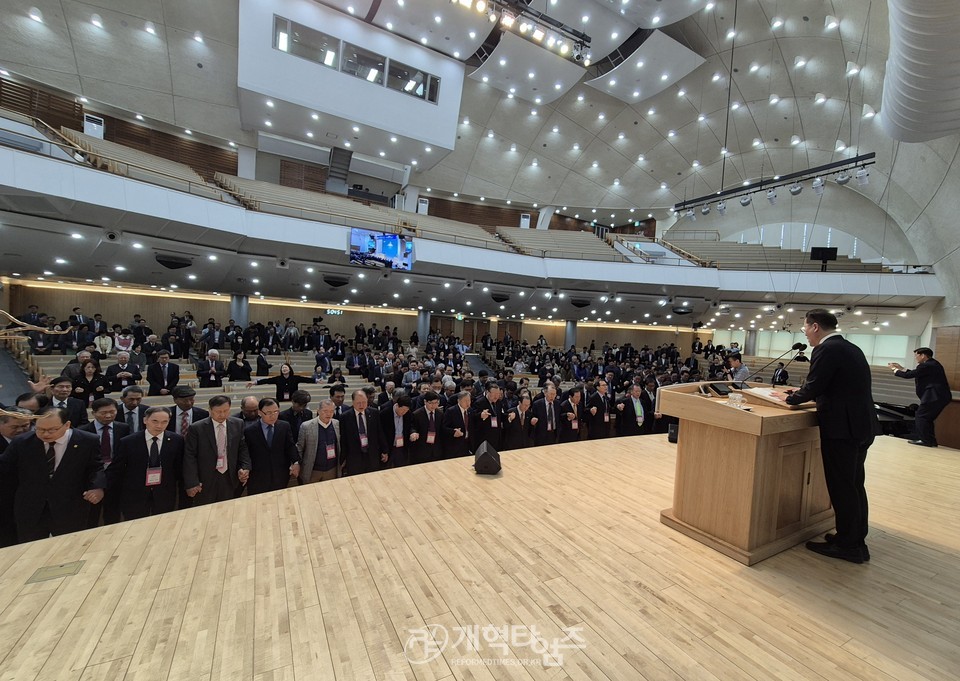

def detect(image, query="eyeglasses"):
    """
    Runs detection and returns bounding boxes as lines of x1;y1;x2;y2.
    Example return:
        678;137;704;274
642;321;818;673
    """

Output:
35;425;66;435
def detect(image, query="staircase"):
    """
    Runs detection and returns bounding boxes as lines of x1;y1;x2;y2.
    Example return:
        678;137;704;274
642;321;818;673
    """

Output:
326;146;352;195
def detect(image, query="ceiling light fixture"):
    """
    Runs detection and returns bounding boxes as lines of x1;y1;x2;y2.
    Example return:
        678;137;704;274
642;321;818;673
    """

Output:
825;15;839;30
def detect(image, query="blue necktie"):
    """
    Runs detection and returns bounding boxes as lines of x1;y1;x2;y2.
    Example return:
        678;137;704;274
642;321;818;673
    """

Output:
266;424;274;447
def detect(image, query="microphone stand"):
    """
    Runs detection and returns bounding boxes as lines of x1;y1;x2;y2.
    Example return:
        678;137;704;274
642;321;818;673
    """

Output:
749;345;804;383
779;351;809;386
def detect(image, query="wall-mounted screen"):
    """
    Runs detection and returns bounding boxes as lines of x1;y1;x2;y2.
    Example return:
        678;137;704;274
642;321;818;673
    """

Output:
348;228;414;270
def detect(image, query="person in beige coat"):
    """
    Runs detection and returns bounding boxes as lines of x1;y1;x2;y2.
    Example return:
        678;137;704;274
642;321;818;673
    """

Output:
297;399;341;483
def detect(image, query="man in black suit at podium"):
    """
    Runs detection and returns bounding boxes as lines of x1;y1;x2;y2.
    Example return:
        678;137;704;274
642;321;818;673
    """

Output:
777;309;879;564
889;347;952;448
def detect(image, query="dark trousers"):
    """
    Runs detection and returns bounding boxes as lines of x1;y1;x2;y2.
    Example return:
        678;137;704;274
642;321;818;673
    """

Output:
87;488;122;528
195;473;239;505
914;398;950;445
390;447;409;468
820;436;872;549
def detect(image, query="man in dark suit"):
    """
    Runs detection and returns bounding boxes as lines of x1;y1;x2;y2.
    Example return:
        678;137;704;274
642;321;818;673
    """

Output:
585;379;613;439
119;386;149;434
471;381;507;452
772;362;790;386
779;309;879;564
79;397;130;526
639;379;664;434
339;390;388;475
379;393;414;468
167;386;209;437
531;385;559;446
104;351;143;393
441;391;473;459
48;376;90;427
889;347;952;447
409;391;444;464
196;350;227;388
503;394;535;450
0;411;32;546
0;407;106;542
244;398;300;494
557;389;584;443
146;350;180;396
183;395;251;505
108;406;184;519
278;390;313;441
616;384;646;437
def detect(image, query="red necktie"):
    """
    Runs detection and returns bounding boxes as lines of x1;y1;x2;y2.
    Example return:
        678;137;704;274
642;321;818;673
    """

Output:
100;425;112;465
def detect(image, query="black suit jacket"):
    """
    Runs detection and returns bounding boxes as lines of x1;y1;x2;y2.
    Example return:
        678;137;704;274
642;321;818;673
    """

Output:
147;362;180;396
441;405;473;458
196;360;227;388
278;406;313;441
107;431;184;518
118;404;149;433
410;406;444;462
243;420;299;494
51;396;90;427
585;392;613;439
616;396;646;436
502;407;535;450
0;429;106;541
79;421;131;461
104;363;143;392
339;407;387;475
895;358;951;404
471;397;507;451
166;407;210;434
183;417;251;503
786;335;879;440
557;399;583;443
530;398;559;446
379;403;414;464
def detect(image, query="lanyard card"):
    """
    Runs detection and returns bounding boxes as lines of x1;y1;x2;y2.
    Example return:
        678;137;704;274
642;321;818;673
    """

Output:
326;443;337;460
426;431;436;444
394;435;404;448
145;467;162;486
359;434;369;448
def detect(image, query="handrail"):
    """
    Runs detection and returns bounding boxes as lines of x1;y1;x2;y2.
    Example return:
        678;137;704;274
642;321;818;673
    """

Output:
662;230;721;241
657;239;711;267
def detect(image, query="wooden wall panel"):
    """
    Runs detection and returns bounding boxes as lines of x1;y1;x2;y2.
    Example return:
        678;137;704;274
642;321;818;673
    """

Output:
611;219;657;238
94;113;237;182
279;159;328;193
427;197;539;228
0;77;83;132
547;214;600;232
933;326;960;388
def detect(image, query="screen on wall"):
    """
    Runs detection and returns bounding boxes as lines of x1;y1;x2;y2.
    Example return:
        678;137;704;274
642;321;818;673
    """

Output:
348;228;415;270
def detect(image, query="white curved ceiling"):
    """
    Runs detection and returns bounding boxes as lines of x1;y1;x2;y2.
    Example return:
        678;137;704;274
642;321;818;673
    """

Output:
879;0;960;142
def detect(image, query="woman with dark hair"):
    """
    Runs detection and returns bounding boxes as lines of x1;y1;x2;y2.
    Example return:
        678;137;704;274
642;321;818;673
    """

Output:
73;359;109;404
248;362;312;401
327;367;347;386
227;350;253;382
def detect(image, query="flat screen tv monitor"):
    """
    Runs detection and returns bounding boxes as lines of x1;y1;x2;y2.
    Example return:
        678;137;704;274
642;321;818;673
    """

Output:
348;228;414;270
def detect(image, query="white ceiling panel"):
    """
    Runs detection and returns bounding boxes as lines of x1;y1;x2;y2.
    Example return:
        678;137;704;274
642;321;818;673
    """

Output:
372;0;493;59
468;31;586;105
584;31;705;105
542;0;638;63
619;0;711;30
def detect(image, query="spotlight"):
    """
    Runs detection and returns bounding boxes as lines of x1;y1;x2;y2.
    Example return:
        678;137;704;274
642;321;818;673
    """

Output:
572;42;584;61
862;104;876;119
716;200;726;215
812;177;825;195
739;195;752;207
788;182;802;196
766;189;777;205
825;15;839;30
500;12;515;27
685;209;696;221
855;168;869;186
790;134;802;146
701;204;711;215
836;171;851;185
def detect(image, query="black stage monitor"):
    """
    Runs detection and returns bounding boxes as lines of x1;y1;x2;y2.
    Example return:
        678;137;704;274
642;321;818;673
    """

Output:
810;247;838;262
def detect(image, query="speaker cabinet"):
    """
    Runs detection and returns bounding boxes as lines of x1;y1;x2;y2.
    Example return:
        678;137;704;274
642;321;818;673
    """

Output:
474;441;501;475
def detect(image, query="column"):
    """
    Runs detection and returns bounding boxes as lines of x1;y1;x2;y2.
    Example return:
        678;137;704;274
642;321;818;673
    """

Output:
564;320;577;350
404;187;421;213
744;329;758;356
237;146;257;180
536;206;556;230
417;309;431;342
230;294;250;327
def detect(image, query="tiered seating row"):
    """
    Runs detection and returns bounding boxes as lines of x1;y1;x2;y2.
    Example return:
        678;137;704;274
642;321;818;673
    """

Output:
59;127;224;201
662;240;886;273
496;227;625;261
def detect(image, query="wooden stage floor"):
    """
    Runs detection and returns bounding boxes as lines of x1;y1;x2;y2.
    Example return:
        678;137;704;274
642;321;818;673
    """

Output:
0;435;957;681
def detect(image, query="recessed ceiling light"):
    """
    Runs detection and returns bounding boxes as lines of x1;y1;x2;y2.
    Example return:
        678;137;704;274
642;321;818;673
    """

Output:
390;136;398;142
660;73;669;81
697;113;706;122
815;92;827;104
28;7;43;22
188;274;197;280
264;120;272;127
91;14;103;28
794;56;807;68
379;151;386;157
769;94;780;104
266;100;274;108
193;31;203;43
386;21;393;30
184;129;192;134
771;17;783;28
311;113;319;120
145;21;156;35
647;107;655;115
79;97;88;103
352;125;360;132
306;132;314;138
54;257;66;264
726;29;736;40
114;266;125;272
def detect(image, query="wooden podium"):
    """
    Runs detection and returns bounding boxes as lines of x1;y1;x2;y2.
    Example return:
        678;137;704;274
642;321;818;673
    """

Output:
657;382;834;565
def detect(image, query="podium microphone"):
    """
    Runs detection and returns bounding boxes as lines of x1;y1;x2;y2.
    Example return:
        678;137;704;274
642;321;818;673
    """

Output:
750;343;807;382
